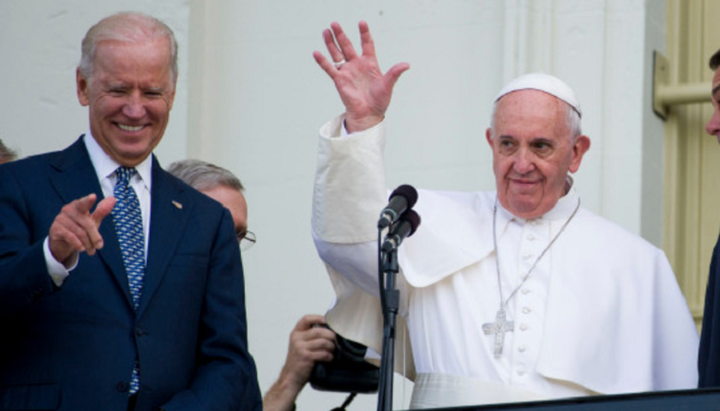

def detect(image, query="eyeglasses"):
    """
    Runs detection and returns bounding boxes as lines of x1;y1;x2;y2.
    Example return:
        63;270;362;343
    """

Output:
237;230;256;252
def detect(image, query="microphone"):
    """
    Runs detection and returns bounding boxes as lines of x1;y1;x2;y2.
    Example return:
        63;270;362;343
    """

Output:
377;185;418;229
381;209;421;252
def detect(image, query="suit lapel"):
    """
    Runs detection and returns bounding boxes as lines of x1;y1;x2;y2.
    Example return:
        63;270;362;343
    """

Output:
137;158;190;316
49;136;135;309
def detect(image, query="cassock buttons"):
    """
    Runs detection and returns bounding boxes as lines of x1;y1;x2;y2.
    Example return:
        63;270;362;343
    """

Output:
522;307;531;314
518;345;527;352
519;324;528;331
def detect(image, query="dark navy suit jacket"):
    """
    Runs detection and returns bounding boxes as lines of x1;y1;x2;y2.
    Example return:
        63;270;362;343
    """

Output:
0;137;261;411
700;229;720;387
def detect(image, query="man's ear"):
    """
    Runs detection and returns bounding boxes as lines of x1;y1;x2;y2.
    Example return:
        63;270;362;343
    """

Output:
485;127;494;149
569;135;591;173
76;68;90;107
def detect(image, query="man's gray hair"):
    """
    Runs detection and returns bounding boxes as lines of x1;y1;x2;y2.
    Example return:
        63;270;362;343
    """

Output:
78;11;178;87
0;139;18;164
489;97;582;141
710;48;720;71
167;159;244;192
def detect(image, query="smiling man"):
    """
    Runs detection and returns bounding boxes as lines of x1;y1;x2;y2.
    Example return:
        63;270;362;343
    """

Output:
0;12;260;411
310;21;699;408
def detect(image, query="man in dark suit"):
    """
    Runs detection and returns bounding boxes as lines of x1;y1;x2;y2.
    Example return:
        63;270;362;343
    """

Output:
699;48;720;387
0;12;261;411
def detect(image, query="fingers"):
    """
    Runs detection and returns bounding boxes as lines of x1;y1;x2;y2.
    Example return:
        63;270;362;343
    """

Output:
290;315;335;357
358;20;376;59
93;196;116;226
322;28;345;63
312;50;337;79
296;314;327;330
329;22;358;62
48;193;110;262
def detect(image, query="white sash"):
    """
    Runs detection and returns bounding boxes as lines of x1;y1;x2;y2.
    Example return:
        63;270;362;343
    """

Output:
410;373;548;409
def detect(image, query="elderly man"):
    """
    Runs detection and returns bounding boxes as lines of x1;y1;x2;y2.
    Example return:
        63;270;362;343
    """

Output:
167;159;337;411
310;21;699;408
0;12;260;411
698;48;720;388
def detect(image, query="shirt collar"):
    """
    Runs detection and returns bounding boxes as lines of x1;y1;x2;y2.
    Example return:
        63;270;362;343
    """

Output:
83;131;153;191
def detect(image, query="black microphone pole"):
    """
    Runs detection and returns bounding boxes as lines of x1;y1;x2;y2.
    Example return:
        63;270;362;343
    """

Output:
377;245;399;411
376;210;420;411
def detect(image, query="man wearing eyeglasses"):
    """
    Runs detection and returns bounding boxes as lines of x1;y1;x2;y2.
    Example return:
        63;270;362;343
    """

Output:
167;159;336;411
167;159;255;250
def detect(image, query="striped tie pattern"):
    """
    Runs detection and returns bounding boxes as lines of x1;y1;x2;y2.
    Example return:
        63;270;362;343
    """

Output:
112;166;145;394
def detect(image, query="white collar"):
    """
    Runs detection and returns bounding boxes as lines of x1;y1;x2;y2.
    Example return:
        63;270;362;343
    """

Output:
83;131;153;191
495;184;580;236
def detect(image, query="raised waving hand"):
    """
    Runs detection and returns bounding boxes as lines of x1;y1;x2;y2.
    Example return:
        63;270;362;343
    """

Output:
313;21;410;133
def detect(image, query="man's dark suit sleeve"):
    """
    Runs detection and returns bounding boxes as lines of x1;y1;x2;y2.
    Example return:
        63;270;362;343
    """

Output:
160;207;261;411
700;230;720;387
0;164;61;313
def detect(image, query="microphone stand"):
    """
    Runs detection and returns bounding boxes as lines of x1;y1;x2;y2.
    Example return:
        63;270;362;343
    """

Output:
377;239;399;411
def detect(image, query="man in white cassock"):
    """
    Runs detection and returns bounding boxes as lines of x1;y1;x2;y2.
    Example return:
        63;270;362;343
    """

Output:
310;21;699;409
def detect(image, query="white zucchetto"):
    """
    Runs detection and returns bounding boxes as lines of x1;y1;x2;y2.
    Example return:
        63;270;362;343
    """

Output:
495;73;582;117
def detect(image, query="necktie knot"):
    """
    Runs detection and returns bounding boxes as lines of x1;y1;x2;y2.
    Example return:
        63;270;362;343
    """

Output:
116;167;137;188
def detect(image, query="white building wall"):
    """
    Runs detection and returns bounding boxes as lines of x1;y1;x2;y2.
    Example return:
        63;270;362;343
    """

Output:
0;1;666;410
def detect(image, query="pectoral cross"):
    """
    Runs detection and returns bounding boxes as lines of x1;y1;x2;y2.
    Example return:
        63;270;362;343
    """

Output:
482;308;514;358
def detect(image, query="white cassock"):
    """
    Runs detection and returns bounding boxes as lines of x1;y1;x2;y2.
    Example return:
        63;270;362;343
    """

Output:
312;115;699;408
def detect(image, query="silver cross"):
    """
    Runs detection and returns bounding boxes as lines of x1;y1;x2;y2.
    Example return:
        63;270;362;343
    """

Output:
482;308;514;357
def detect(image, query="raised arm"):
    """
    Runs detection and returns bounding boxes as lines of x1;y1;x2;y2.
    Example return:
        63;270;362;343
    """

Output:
313;21;410;133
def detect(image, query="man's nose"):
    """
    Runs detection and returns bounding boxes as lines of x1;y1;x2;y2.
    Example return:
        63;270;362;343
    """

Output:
706;108;720;137
123;93;147;118
513;149;535;174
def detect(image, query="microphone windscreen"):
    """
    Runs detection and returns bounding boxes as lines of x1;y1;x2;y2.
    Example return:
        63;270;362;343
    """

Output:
403;209;421;237
390;184;418;208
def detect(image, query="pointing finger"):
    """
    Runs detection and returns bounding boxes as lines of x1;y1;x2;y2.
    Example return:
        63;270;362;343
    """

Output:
74;193;98;215
92;196;116;226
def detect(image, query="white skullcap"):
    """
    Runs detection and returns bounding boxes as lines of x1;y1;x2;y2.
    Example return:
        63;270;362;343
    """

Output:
494;73;582;117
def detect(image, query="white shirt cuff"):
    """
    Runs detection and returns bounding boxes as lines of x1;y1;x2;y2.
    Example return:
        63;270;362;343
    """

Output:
44;237;77;287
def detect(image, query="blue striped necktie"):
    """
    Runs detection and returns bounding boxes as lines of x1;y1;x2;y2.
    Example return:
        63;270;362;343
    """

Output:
112;166;145;394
